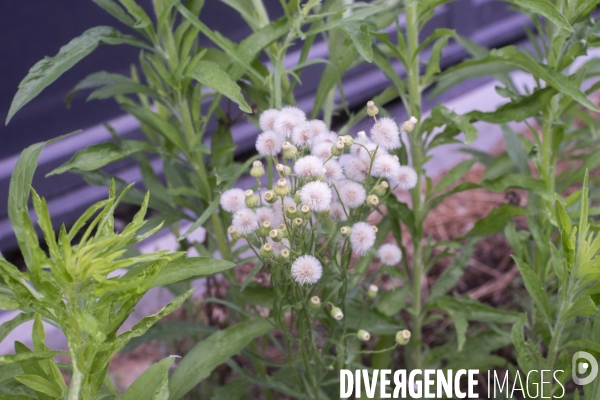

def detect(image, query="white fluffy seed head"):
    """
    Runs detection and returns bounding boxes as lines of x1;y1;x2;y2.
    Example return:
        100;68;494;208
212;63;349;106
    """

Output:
308;119;329;137
370;117;400;150
338;180;367;209
295;156;325;179
291;121;314;148
255;206;277;226
323;160;344;185
256;130;283;156
372;153;401;179
329;202;347;222
342;156;369;182
232;209;259;235
291;255;323;285
299;181;332;212
274;106;306;137
220;188;247;213
311;142;334;160
378;243;403;265
350;222;376;255
314;131;339;147
392;166;418;190
259;109;280;132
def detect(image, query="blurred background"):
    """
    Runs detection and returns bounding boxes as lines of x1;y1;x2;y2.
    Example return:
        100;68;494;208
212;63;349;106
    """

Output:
0;0;530;253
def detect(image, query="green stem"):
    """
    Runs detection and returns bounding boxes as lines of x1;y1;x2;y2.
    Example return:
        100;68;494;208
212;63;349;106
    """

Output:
405;0;425;370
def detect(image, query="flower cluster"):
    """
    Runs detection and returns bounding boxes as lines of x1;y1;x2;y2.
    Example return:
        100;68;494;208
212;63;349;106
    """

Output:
222;104;416;288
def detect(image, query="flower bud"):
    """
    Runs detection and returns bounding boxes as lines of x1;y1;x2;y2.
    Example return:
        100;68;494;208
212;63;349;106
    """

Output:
264;190;277;204
340;226;352;237
310;296;321;309
372;226;378;233
293;191;302;204
403;116;418;132
368;284;378;298
395;329;411;345
279;249;290;261
274;178;291;196
342;135;354;148
250;160;265;178
276;163;291;177
228;226;242;240
278;225;288;238
331;307;344;320
286;205;297;219
260;243;273;258
357;329;371;341
269;229;281;242
366;101;379;117
282;142;297;159
366;194;379;207
258;220;271;237
244;190;258;208
373;182;388;196
300;205;311;219
331;140;345;156
293;217;304;227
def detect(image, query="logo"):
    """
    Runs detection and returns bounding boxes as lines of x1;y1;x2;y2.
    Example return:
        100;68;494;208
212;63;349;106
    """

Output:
572;351;598;385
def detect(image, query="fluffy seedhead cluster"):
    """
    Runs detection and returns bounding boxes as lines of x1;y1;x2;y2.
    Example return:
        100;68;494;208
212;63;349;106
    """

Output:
220;103;416;338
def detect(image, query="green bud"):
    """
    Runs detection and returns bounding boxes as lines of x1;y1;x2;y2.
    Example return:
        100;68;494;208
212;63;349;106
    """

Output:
269;229;281;242
274;178;291;197
228;226;242;240
395;329;411;345
282;142;297;159
260;243;273;258
286;205;297;219
357;329;371;341
250;160;265;178
245;190;258;208
264;190;278;204
310;296;321;309
258;221;271;237
331;307;344;320
342;135;354;148
300;205;311;219
366;101;379;117
331;140;344;156
366;194;379;207
367;284;378;298
276;163;291;177
340;226;351;237
403;116;418;132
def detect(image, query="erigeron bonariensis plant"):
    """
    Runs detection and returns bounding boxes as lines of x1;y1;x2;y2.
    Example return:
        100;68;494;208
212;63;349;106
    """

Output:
220;104;417;397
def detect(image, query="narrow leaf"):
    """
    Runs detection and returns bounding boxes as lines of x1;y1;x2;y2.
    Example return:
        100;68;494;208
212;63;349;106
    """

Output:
189;61;251;113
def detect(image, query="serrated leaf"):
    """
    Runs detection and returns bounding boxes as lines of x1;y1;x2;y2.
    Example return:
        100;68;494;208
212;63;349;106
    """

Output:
464;204;527;238
342;22;373;63
431;105;478;144
513;257;551;325
168;319;272;400
189;61;251;113
0;313;36;343
7;27;134;123
565;296;597;321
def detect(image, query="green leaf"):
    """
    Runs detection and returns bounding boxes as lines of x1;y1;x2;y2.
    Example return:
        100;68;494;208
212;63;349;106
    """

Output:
7;27;135;124
168;319;273;400
435;158;477;193
423;36;450;85
189;61;251;113
466;87;555;124
565;339;600;353
564;296;597;321
111;289;195;353
513;257;551;325
123;321;213;353
8;143;46;268
431;105;478;144
504;0;572;32
48;141;153;176
212;379;251;400
342;22;373;63
385;196;417;238
375;286;410;317
429;240;477;299
121;357;176;400
121;104;187;150
0;352;67;365
13;376;61;399
92;0;136;27
501;125;530;174
464;204;527;238
0;313;36;343
151;257;235;288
